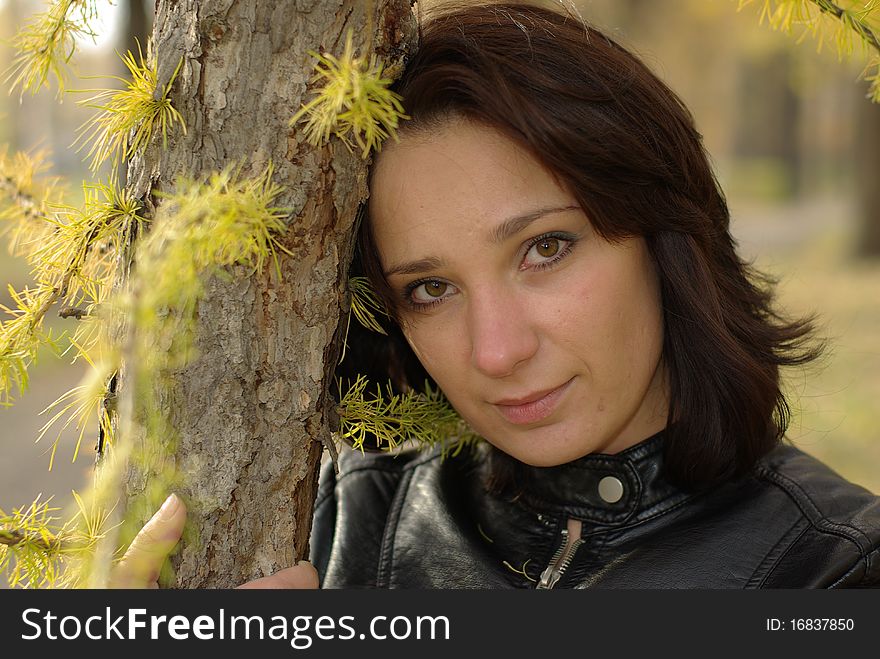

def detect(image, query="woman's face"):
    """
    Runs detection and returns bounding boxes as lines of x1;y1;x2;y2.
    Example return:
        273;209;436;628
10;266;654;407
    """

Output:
369;118;669;466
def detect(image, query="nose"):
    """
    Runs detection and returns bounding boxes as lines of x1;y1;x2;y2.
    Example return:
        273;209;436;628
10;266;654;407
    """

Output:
468;287;539;378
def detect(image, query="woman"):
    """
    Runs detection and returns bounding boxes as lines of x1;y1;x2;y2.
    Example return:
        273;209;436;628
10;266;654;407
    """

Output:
118;2;880;589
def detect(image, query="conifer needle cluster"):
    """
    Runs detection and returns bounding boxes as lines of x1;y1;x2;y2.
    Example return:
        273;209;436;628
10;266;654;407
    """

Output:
0;492;110;588
4;0;99;97
132;165;291;372
336;375;479;459
0;181;143;410
348;275;389;336
289;30;409;157
74;46;186;178
0;147;64;253
739;0;880;101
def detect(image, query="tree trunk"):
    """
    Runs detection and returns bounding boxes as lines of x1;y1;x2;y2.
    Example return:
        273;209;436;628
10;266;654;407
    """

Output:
118;0;416;588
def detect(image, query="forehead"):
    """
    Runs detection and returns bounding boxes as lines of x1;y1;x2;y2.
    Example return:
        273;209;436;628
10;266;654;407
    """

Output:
368;120;574;247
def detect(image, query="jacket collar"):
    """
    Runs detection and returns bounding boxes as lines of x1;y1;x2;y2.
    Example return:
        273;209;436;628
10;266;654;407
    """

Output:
514;430;696;525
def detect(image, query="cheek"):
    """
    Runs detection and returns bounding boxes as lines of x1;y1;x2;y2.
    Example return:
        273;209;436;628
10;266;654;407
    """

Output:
554;258;664;378
628;259;665;351
542;270;605;346
401;319;463;385
614;273;665;380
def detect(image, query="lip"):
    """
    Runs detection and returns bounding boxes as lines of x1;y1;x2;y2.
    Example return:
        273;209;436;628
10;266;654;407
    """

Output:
492;377;574;425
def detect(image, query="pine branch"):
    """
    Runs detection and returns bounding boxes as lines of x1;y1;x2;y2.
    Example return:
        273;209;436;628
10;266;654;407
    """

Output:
290;29;408;158
0;176;42;224
810;0;880;54
0;287;59;406
0;183;140;408
73;47;186;181
335;375;481;458
4;0;98;97
349;276;389;335
1;492;117;588
812;0;880;53
0;528;58;552
0;148;60;256
739;0;880;100
59;306;92;319
7;220;96;342
741;0;880;54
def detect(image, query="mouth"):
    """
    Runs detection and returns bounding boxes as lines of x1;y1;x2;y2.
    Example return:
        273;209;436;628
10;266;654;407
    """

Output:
492;377;575;425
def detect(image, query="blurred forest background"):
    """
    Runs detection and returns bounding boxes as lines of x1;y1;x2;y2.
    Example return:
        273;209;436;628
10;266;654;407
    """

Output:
0;0;877;542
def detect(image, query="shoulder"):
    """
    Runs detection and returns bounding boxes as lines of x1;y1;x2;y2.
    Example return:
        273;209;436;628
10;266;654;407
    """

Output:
312;444;440;513
309;445;451;587
745;442;880;587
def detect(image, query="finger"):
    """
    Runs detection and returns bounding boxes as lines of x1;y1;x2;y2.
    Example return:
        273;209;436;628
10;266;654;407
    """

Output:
110;494;187;588
236;561;320;589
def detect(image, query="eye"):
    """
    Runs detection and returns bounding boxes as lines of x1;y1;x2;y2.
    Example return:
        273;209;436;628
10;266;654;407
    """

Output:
536;237;560;258
419;280;448;299
407;279;457;308
522;233;575;270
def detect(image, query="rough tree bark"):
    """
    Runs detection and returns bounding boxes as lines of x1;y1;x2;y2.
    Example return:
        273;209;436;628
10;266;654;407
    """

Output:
118;0;416;588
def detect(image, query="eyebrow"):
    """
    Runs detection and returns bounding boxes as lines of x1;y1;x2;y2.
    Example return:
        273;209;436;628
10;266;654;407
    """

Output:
384;256;447;277
490;204;580;244
383;204;581;278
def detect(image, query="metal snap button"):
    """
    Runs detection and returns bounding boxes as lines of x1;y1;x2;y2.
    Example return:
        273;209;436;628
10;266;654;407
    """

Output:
598;475;624;503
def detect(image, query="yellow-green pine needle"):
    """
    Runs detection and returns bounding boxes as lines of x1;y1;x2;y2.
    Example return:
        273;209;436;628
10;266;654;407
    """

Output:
349;276;388;335
57;487;122;589
4;0;97;97
0;495;63;588
290;30;408;158
738;0;880;62
74;45;186;177
336;375;480;457
738;0;880;102
31;182;144;305
864;55;880;100
338;276;389;364
0;285;61;406
0;147;62;256
37;344;117;471
0;491;116;588
0;180;140;406
133;164;290;373
502;559;537;582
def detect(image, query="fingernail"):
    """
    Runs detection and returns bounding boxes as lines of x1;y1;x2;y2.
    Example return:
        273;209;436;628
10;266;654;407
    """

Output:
158;493;181;521
296;560;313;568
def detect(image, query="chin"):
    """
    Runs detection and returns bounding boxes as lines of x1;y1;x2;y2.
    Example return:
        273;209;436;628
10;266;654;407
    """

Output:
493;431;595;468
515;449;591;468
508;453;568;468
470;415;597;466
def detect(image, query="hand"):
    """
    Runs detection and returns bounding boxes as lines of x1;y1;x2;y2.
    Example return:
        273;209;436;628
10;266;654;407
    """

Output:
235;562;319;589
109;493;320;589
109;493;187;589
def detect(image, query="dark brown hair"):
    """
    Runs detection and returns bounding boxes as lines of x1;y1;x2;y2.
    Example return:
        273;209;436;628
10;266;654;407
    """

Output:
341;1;823;491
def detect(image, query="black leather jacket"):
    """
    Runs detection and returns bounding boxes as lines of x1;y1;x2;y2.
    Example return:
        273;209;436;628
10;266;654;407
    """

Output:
309;432;880;588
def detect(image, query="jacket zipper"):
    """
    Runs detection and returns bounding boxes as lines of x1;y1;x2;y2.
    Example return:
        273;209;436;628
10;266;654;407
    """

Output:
536;518;583;589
